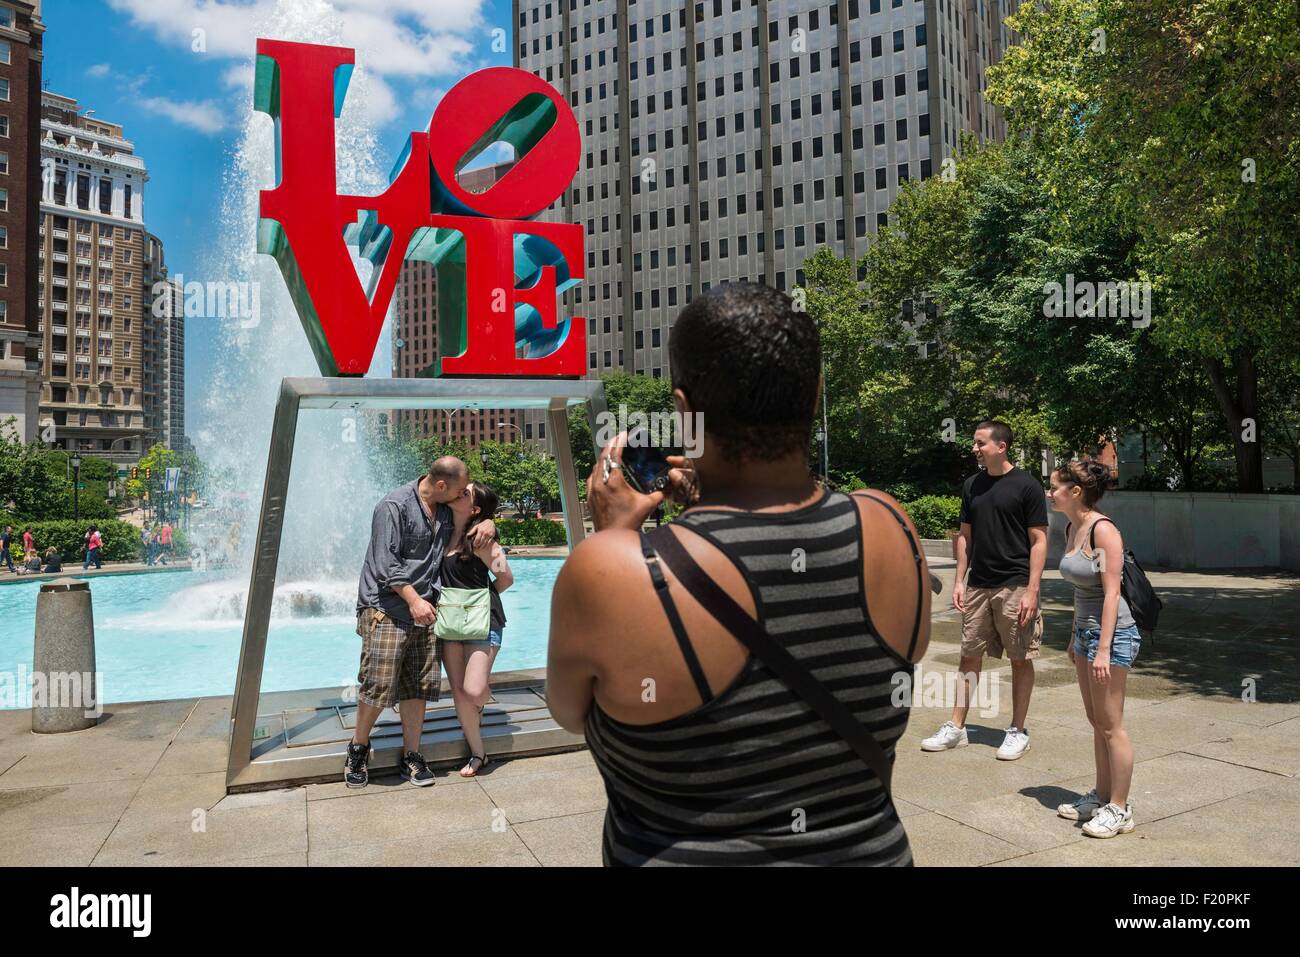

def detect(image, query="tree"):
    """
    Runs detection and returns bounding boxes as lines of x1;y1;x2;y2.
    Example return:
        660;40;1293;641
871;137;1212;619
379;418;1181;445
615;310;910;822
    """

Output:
989;0;1300;491
567;371;675;484
0;422;69;519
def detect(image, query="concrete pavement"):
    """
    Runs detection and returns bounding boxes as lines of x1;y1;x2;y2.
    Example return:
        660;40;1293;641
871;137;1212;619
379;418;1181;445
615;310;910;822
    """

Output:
0;565;1296;866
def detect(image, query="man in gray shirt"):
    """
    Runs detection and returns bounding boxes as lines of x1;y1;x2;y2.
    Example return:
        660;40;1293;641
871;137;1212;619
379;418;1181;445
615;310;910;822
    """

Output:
347;455;496;788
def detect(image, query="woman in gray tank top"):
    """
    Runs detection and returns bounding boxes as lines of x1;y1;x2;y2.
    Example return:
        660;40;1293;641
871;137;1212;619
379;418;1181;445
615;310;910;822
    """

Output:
1047;459;1140;839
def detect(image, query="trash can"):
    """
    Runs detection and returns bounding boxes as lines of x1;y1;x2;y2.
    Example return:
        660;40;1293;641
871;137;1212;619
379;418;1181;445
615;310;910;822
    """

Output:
32;578;99;733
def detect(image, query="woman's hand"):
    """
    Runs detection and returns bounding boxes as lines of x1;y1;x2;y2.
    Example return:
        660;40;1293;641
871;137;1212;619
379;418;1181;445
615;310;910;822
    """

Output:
586;432;667;532
1091;648;1111;684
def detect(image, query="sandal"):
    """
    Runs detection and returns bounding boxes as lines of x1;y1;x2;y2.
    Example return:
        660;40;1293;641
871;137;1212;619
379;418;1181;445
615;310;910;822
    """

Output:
459;753;491;777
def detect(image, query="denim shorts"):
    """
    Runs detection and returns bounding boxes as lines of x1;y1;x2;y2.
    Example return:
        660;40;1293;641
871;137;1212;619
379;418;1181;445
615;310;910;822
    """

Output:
1072;623;1141;669
459;628;503;653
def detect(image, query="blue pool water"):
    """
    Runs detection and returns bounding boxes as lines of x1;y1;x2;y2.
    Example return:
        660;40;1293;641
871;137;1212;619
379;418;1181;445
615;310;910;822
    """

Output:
0;559;563;708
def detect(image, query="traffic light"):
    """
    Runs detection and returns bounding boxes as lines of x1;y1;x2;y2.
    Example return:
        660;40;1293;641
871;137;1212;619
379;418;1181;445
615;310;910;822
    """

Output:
131;467;139;480
145;467;152;480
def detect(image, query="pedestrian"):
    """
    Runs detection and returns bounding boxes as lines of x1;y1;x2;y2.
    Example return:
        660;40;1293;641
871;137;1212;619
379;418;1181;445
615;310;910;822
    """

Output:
549;282;931;865
921;420;1048;760
345;456;497;789
83;526;103;570
1;525;15;574
439;481;512;777
1049;459;1141;838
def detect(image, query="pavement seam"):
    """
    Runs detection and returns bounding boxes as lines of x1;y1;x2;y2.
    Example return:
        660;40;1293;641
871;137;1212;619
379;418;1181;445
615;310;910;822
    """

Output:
511;805;601;866
1164;747;1296;782
925;805;1076;859
0;753;26;779
88;697;203;866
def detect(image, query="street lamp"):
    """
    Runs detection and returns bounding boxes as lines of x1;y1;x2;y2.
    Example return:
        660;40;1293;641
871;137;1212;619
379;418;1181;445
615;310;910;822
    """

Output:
479;446;489;470
497;421;523;443
70;454;82;522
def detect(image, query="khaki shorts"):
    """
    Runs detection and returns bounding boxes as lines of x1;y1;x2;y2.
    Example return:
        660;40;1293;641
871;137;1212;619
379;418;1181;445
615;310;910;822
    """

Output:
356;608;442;708
960;585;1043;661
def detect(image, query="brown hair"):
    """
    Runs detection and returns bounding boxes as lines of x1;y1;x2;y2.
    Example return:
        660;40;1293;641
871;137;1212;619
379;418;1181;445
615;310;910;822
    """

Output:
1054;458;1111;508
455;481;501;555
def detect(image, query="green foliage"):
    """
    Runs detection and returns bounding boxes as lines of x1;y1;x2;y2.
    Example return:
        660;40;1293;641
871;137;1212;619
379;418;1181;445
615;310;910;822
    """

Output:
477;441;560;516
986;0;1300;491
20;519;143;562
568;372;676;484
496;518;569;547
899;496;963;540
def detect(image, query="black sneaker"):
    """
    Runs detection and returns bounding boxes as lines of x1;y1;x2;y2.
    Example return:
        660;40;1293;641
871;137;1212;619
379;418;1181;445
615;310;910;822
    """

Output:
399;751;436;787
344;741;369;788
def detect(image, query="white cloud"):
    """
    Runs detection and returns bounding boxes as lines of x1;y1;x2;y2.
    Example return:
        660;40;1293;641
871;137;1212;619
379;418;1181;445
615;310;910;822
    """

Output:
106;0;494;80
86;63;112;78
139;96;228;134
221;62;255;89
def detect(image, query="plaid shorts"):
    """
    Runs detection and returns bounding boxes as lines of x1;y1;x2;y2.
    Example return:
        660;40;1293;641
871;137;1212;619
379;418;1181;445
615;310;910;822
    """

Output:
355;608;442;708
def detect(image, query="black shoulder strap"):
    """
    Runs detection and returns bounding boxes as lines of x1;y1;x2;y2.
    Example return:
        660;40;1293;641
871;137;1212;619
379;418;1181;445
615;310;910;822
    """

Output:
640;532;713;704
853;492;926;661
649;525;896;797
1088;516;1116;551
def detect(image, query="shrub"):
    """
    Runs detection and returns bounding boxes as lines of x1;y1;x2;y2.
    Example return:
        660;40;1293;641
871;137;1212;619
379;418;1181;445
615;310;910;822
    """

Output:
19;519;144;562
900;495;962;539
496;518;569;547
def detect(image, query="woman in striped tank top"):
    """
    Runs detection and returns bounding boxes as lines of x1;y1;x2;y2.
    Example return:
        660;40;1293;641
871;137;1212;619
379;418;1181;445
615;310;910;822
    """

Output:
548;283;931;866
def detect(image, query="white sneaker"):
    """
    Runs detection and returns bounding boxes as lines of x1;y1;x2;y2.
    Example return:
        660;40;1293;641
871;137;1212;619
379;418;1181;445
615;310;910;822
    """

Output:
996;727;1031;760
1082;802;1135;838
921;721;969;752
1057;788;1104;820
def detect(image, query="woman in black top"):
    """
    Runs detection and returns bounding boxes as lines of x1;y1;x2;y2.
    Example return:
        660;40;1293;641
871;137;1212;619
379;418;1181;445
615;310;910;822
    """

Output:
43;548;63;573
440;481;514;776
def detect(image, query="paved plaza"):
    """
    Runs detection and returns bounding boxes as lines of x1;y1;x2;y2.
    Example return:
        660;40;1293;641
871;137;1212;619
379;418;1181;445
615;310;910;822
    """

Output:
1;564;1297;866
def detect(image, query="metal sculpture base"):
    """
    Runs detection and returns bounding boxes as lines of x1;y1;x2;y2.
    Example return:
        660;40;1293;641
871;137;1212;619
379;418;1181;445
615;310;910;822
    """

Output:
225;376;607;792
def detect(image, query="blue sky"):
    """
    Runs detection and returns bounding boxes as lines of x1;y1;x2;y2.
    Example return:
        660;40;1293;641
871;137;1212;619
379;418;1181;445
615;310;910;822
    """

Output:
40;0;516;432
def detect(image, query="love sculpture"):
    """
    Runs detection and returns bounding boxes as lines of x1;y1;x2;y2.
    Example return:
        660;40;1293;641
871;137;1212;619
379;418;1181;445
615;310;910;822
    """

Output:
254;39;586;377
228;41;605;792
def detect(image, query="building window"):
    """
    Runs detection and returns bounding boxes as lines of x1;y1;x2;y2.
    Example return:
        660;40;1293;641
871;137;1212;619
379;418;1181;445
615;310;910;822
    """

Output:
0;189;7;212
0;78;9;103
0;41;10;65
0;226;6;249
0;115;8;138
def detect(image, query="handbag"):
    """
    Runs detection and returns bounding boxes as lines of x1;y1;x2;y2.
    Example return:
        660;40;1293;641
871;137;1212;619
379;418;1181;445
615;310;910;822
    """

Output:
434;587;492;641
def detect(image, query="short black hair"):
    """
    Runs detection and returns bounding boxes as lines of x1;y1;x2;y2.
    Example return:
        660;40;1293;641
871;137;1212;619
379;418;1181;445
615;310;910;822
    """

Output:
976;419;1013;450
669;282;820;462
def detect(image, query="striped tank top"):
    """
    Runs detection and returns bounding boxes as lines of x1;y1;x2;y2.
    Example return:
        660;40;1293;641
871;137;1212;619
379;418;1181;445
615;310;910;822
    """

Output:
584;488;916;866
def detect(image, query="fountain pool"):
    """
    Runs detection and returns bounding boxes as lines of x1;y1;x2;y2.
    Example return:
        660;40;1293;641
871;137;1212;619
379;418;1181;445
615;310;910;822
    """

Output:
0;560;563;709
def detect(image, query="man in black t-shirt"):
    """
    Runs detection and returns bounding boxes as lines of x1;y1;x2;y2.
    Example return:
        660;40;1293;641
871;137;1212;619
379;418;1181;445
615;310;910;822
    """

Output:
921;420;1048;760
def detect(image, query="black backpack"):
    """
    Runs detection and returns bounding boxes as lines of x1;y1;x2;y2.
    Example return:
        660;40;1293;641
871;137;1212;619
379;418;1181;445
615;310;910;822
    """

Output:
1070;518;1163;636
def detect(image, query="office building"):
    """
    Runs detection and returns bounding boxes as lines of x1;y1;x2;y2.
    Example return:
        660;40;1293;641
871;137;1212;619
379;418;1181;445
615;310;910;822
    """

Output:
0;1;43;442
516;0;1021;380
